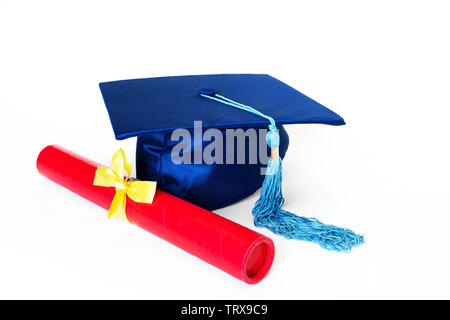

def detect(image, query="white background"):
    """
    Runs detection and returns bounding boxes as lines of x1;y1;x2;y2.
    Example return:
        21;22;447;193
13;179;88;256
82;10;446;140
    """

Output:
1;0;449;299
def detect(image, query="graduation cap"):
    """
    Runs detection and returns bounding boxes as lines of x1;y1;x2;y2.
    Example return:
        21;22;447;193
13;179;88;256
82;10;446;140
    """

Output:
100;74;364;252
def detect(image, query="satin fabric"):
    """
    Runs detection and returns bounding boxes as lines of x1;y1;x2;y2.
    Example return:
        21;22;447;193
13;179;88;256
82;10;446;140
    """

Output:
136;125;289;211
99;74;345;140
99;74;346;210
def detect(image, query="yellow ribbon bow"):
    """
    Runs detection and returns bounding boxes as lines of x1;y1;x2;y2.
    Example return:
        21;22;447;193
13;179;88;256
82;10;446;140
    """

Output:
93;148;157;222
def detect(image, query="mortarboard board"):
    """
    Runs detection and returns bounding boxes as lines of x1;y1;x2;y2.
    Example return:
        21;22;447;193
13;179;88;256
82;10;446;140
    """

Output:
99;74;364;252
100;73;345;140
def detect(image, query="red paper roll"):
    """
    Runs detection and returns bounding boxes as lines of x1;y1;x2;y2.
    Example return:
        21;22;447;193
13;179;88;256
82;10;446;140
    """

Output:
37;145;275;284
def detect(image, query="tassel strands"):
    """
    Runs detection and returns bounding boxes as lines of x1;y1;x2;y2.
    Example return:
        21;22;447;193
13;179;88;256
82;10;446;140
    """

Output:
253;130;364;252
199;90;364;252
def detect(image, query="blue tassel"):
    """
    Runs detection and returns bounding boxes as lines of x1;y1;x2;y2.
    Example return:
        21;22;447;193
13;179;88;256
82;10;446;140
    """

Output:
199;91;365;252
252;130;364;252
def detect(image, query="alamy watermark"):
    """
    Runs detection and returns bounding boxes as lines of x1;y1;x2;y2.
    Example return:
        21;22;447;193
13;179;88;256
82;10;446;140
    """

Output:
170;121;273;170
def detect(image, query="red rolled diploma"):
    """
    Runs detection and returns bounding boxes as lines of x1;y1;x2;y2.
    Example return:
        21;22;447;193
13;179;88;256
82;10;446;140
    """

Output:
37;145;274;284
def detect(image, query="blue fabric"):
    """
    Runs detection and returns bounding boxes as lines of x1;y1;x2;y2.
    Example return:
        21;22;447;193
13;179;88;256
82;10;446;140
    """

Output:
99;74;345;140
99;74;346;211
136;125;289;211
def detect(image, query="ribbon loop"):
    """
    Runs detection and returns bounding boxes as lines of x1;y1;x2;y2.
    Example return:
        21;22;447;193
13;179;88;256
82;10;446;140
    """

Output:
93;148;157;222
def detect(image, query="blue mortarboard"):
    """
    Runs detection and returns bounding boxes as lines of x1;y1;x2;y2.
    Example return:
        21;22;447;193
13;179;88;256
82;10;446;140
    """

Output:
100;74;344;140
100;74;343;210
100;74;364;252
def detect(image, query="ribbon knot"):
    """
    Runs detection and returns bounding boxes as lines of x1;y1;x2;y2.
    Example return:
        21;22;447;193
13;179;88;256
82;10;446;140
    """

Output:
93;148;157;222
